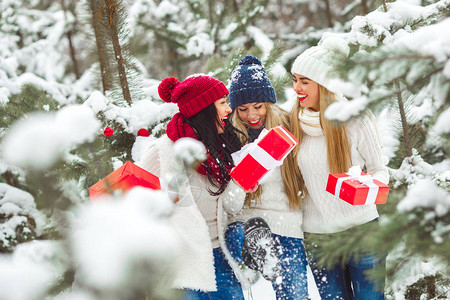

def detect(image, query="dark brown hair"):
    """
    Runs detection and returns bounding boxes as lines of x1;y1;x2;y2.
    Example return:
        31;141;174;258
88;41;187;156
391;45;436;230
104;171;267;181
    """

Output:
186;103;244;195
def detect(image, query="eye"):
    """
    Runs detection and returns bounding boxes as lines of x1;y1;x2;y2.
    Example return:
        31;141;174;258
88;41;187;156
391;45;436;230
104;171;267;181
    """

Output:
238;108;247;112
255;105;263;109
302;81;309;85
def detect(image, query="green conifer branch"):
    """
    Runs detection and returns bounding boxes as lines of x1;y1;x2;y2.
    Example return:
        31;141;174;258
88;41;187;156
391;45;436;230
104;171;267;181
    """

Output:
395;82;413;157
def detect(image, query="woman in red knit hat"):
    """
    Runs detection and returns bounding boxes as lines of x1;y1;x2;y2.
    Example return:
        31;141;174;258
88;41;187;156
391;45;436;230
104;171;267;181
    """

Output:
140;75;255;299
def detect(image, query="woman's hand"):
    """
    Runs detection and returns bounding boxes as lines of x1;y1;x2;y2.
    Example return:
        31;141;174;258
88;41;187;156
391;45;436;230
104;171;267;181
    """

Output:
245;183;259;193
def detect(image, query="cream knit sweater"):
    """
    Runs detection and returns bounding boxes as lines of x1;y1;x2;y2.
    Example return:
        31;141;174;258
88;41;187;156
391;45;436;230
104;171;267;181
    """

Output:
228;166;303;239
298;109;389;234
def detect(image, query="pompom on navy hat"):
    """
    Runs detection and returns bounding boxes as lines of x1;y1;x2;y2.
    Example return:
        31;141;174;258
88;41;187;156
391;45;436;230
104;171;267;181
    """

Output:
229;56;276;110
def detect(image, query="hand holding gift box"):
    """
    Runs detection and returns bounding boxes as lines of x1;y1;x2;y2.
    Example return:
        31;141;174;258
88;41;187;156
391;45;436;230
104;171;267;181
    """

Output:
326;165;390;205
230;126;299;191
89;161;161;200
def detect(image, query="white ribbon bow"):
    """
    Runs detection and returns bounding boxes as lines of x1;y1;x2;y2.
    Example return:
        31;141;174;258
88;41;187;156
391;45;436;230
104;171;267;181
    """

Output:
334;166;379;204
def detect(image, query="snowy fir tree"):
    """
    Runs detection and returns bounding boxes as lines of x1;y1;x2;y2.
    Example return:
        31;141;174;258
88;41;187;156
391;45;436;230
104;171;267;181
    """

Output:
127;0;278;79
299;1;450;298
0;0;449;299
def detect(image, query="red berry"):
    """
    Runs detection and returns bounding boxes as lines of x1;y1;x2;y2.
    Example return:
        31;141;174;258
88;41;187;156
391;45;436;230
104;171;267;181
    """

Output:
137;128;150;137
103;127;113;136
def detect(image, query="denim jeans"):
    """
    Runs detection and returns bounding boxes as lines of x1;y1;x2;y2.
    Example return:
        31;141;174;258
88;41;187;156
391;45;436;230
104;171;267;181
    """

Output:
181;247;244;300
306;231;386;300
226;221;309;300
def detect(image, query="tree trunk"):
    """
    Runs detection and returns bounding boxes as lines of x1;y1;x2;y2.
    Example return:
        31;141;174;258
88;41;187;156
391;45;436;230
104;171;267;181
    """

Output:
361;0;368;15
213;1;227;54
208;0;215;31
61;0;80;79
324;0;333;28
382;0;388;12
104;0;132;105
90;0;113;93
67;30;80;79
4;171;19;188
232;0;238;13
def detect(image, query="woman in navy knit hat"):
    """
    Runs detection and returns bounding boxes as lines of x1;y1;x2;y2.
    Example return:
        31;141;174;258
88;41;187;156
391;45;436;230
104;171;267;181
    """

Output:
140;75;256;299
226;56;309;299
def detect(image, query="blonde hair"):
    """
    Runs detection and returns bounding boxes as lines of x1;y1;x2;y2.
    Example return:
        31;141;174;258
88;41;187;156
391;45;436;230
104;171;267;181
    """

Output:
288;85;352;196
230;102;303;210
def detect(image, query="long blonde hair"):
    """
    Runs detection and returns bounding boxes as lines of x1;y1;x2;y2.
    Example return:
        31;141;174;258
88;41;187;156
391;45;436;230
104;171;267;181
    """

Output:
288;85;352;197
230;102;303;210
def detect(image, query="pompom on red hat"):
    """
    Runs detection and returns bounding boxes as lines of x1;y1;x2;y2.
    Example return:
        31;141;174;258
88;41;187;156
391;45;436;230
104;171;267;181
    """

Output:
158;75;229;119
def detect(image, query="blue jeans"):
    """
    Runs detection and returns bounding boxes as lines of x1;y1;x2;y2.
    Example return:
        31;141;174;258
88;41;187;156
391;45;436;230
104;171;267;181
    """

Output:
226;221;309;300
306;234;385;300
181;247;244;300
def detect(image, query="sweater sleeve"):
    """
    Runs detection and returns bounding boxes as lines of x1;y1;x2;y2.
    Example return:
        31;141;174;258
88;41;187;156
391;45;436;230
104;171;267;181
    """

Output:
220;180;246;215
138;140;161;177
352;113;390;184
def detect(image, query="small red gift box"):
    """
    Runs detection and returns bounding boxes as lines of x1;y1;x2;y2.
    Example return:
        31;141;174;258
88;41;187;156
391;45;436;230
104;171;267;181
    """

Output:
88;161;161;200
231;126;299;190
326;166;389;205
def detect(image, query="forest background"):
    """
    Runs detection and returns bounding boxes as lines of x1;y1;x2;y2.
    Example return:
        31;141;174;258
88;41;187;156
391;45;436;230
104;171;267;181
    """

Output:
0;0;449;299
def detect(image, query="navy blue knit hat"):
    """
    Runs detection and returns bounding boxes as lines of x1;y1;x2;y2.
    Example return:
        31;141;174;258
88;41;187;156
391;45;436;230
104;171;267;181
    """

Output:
229;56;277;110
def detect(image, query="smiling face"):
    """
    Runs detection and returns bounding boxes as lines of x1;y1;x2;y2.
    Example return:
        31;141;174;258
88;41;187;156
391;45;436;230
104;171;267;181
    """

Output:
292;73;320;111
214;96;232;134
236;102;267;130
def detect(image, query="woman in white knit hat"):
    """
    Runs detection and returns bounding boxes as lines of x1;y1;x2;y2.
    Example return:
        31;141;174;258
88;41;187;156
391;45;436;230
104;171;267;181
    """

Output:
289;37;389;300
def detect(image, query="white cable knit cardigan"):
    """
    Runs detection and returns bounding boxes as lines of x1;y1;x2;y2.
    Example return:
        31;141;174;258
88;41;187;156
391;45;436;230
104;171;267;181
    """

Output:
138;135;249;292
298;109;390;234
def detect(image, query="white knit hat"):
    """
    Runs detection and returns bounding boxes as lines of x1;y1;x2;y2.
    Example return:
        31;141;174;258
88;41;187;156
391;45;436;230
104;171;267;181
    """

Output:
291;36;349;93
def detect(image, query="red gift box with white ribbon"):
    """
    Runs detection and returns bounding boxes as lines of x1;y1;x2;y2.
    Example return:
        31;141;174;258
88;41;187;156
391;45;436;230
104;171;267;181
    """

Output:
230;126;299;190
88;161;161;200
326;166;389;205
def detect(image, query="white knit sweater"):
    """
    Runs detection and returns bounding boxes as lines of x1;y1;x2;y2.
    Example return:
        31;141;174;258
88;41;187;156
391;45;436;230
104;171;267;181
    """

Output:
298;109;389;234
138;135;248;291
229;166;303;239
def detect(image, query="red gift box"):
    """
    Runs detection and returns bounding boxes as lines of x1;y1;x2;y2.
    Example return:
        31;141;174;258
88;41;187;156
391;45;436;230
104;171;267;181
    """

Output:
88;161;160;200
326;166;389;205
231;126;298;190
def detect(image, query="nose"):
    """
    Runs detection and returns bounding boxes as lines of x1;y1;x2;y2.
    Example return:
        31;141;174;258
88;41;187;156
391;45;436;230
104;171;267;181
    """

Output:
293;81;301;92
247;108;258;119
225;103;232;114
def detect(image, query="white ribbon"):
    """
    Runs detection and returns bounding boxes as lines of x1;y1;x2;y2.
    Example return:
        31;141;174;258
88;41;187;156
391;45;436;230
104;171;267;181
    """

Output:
231;128;269;166
249;144;283;170
334;166;379;204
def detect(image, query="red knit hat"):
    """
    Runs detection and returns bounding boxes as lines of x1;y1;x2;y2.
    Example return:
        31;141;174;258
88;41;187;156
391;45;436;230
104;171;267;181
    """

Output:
158;75;229;118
